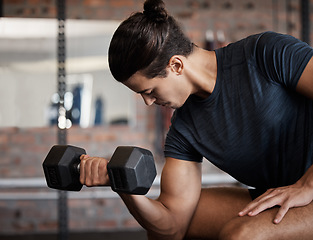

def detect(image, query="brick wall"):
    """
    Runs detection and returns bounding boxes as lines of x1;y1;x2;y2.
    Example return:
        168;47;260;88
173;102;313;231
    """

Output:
0;0;312;236
2;0;312;44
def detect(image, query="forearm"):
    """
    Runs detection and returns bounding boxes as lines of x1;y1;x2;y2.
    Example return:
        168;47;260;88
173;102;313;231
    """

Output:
118;158;202;239
296;164;313;190
119;194;184;239
79;155;201;239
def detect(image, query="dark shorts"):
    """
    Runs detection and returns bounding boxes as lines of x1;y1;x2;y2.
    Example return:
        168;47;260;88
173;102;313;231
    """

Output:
248;188;267;200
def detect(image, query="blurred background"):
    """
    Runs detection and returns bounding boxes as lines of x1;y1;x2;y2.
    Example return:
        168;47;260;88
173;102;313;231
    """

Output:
0;0;311;239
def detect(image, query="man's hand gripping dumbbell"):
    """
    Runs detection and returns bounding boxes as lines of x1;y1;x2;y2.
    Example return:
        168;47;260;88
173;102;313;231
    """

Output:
42;145;157;195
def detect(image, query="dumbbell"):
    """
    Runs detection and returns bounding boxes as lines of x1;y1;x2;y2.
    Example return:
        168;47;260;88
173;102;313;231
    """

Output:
42;145;157;195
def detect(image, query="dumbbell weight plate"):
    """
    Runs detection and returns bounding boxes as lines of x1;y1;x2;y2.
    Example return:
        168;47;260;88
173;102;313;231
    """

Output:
107;146;156;195
43;145;86;191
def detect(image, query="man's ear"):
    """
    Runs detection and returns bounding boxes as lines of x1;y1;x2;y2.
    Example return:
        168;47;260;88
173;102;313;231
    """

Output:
168;56;183;75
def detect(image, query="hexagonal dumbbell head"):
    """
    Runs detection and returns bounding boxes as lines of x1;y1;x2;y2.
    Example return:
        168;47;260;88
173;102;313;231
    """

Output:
43;145;86;191
107;146;156;195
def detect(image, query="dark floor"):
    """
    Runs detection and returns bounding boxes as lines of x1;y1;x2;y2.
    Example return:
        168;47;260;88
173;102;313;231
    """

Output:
0;231;148;240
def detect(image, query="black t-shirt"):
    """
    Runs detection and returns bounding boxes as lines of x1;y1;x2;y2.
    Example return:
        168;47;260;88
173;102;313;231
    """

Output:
164;32;313;190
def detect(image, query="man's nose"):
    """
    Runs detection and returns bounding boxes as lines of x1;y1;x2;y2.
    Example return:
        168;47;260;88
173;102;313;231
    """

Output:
141;94;156;106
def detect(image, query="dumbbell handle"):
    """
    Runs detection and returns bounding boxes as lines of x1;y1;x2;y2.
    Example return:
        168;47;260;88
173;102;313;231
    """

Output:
76;163;107;174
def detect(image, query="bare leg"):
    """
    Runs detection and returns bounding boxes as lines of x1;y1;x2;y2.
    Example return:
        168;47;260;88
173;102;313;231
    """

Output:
219;201;313;240
185;187;313;240
185;187;251;239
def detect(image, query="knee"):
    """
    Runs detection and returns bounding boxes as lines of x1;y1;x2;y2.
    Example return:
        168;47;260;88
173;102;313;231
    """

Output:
219;219;256;240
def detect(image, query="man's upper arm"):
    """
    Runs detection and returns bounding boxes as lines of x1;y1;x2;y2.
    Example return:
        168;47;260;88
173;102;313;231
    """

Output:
157;157;202;236
296;56;313;99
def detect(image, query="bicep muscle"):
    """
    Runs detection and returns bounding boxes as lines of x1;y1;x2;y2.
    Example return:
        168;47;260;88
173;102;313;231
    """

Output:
157;157;202;231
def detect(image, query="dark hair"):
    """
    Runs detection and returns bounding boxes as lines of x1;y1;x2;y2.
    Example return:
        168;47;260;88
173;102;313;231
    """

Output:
108;0;194;82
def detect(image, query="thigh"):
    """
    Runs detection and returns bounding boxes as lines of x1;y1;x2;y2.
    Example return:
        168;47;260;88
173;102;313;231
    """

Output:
220;201;313;240
185;187;252;239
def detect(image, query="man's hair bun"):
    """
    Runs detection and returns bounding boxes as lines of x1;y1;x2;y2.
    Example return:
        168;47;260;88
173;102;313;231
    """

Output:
143;0;168;22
